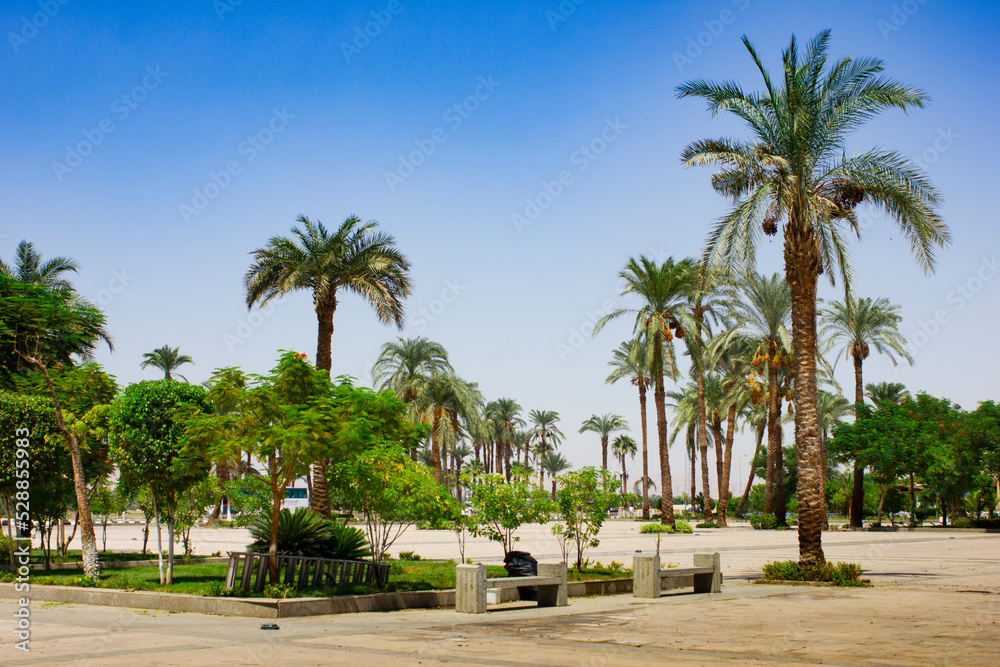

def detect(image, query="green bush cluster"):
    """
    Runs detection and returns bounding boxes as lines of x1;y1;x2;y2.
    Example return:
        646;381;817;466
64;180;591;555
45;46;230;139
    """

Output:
695;522;720;528
397;551;422;561
762;560;869;587
639;521;693;534
750;514;778;530
952;518;1000;528
247;509;371;561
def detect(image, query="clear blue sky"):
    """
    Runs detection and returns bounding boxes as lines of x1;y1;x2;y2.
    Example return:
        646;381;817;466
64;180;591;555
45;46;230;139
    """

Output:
3;0;999;495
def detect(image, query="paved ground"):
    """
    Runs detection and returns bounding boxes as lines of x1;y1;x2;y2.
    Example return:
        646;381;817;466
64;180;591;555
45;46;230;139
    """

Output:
3;525;998;665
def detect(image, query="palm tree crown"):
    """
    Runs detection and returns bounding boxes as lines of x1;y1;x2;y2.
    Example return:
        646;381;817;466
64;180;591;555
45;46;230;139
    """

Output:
373;337;453;400
140;345;193;381
0;240;79;291
244;215;412;373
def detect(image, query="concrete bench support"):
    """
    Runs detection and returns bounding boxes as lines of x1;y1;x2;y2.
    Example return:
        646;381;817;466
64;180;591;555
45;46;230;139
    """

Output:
632;552;722;598
456;562;568;614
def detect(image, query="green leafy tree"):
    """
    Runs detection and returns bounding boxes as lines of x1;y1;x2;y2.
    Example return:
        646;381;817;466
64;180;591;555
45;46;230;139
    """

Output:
594;256;696;527
180;352;425;581
679;31;949;563
331;444;452;565
90;482;128;552
465;473;553;557
108;380;213;583
140;345;194;381
245;215;412;516
966;401;1000;513
0;277;113;577
552;467;617;570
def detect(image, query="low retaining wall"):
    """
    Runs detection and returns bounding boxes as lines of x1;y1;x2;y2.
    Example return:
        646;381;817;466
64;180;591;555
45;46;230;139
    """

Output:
0;575;640;618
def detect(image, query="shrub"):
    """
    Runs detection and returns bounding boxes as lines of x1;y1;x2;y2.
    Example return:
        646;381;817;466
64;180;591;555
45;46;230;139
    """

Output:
640;523;673;534
750;514;777;530
761;560;869;587
398;551;422;561
247;509;371;560
0;533;10;563
674;521;693;533
951;518;974;528
695;522;719;528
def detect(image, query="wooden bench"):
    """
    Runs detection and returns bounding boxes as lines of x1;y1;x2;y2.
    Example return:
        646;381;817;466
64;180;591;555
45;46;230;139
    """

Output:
224;551;390;593
456;562;568;613
632;552;722;598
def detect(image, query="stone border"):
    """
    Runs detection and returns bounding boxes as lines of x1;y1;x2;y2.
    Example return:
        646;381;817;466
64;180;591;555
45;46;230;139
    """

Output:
0;576;640;618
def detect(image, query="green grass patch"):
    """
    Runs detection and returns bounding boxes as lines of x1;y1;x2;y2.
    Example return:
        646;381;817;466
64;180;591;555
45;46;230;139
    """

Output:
2;558;629;597
761;560;871;587
640;521;693;534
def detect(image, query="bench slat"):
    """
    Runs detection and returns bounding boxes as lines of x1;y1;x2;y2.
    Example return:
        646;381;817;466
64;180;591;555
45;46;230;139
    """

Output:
659;567;715;576
484;576;563;587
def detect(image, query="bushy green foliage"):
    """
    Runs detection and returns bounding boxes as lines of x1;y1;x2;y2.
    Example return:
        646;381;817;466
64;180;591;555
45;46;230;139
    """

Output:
762;560;869;587
248;509;371;560
465;473;553;556
552;467;617;569
750;514;778;529
695;522;719;528
639;521;693;534
398;551;421;561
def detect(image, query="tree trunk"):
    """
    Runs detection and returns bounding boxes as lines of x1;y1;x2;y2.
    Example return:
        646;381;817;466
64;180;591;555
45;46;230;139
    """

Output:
37;364;100;578
431;411;442;483
850;354;866;528
717;404;737;526
764;356;780;514
712;414;724;516
166;512;175;586
268;484;283;584
653;334;675;527
736;419;766;516
785;226;826;565
209;462;230;524
696;371;713;521
688;423;696;510
601;435;609;474
639;382;650;519
310;303;336;517
153;495;164;585
774;406;787;526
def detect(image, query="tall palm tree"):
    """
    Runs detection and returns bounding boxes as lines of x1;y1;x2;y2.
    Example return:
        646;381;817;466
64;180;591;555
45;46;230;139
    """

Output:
726;272;792;517
667;382;708;516
0;240;79;290
679;31;949;563
528;410;563;487
140;345;194;381
611;434;638;497
606;337;653;518
541;451;571;500
244;215;412;515
412;373;482;483
822;295;912;527
578;413;628;480
594;256;696;527
372;337;452;401
485;398;523;481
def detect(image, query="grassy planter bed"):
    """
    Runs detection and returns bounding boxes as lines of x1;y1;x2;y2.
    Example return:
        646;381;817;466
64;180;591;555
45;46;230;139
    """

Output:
0;559;633;598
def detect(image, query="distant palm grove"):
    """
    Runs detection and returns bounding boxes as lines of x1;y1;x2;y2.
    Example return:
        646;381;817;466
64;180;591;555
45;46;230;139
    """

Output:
6;31;1000;581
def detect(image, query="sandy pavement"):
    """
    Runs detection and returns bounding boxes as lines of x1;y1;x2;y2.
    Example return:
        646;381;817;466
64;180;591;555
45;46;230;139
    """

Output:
2;524;997;665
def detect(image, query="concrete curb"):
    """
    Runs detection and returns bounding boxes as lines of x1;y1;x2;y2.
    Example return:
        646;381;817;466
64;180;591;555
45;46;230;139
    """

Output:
0;577;640;618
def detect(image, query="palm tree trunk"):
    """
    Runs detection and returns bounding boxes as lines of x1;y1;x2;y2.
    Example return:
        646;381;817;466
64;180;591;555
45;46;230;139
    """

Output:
712;414;724;511
717;404;737;526
775;403;787;526
687;423;696;509
736;419;765;515
653;335;675;527
850;354;866;528
639;382;650;519
431;411;442;482
764;356;780;514
601;435;608;474
310;304;336;517
695;370;713;521
786;233;826;565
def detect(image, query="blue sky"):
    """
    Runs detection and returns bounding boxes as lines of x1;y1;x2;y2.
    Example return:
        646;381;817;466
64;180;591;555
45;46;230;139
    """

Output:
3;0;999;495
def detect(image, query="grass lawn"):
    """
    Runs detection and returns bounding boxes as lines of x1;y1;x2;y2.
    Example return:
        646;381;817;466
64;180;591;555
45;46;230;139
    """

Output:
9;549;219;566
7;559;633;598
